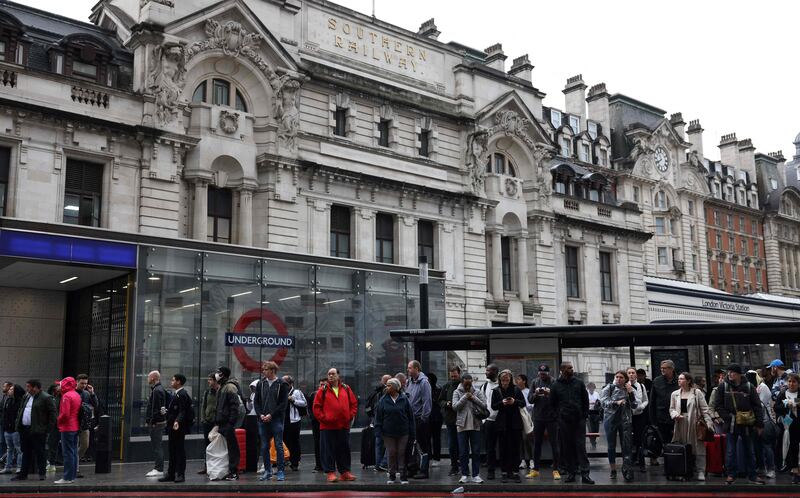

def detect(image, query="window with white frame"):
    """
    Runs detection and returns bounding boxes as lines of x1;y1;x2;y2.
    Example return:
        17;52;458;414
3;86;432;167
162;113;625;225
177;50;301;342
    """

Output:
655;217;666;234
560;137;571;157
633;186;640;203
657;247;668;265
550;109;562;128
580;143;590;163
569;115;580;134
587;121;598;140
655;191;667;210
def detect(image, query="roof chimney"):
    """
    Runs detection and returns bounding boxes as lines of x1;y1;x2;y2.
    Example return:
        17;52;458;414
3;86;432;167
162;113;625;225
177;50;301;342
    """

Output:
563;74;587;127
687;119;704;158
483;43;506;71
508;54;533;83
719;132;738;166
586;83;610;139
737;138;756;178
670;112;685;140
417;18;440;40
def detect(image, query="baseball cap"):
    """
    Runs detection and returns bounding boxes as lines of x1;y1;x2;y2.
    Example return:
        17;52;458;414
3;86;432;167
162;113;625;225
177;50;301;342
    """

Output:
769;359;785;369
538;364;550;373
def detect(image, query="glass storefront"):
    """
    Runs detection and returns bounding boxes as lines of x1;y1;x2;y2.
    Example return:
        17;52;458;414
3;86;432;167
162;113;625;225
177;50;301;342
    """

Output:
130;246;444;437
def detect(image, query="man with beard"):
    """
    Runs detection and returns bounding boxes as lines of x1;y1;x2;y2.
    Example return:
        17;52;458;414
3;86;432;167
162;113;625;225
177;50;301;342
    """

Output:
549;362;593;484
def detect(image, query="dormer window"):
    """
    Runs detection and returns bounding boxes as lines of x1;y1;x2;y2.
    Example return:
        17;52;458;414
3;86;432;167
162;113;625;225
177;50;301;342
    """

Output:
73;60;97;78
569;115;580;134
560;137;571;157
14;43;23;65
550;109;562;128
579;143;590;163
598;149;608;166
588;121;598;140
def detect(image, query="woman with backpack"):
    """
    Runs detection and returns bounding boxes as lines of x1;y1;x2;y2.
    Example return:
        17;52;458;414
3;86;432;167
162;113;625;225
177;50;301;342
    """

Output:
600;371;638;482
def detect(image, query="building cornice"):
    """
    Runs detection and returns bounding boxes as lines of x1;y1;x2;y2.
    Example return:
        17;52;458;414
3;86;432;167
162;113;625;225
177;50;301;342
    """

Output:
554;213;653;242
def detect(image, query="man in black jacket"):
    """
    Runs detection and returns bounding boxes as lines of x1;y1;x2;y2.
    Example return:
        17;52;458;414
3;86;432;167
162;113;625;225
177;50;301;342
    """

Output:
254;361;289;482
144;371;167;478
12;380;56;481
159;374;192;483
214;366;242;481
711;363;765;485
527;364;560;480
648;360;678;465
438;366;461;476
549;362;593;485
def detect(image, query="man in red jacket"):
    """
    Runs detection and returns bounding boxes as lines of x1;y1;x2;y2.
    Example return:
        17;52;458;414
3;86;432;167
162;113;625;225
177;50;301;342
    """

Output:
55;377;80;484
312;368;358;483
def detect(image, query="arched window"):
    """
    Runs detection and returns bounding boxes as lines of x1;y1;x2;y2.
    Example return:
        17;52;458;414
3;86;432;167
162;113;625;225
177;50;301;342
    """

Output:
485;152;516;177
655;190;668;210
191;77;249;112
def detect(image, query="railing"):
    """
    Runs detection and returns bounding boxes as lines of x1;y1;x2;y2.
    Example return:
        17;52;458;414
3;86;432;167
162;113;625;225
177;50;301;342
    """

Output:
71;85;110;109
0;68;16;88
597;206;612;218
564;198;580;211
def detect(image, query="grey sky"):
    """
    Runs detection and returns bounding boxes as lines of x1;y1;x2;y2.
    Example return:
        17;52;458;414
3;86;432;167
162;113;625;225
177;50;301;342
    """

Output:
15;0;800;161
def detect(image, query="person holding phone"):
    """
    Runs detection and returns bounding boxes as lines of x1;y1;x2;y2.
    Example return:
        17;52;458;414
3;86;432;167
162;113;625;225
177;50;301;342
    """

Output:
600;370;639;482
491;369;525;483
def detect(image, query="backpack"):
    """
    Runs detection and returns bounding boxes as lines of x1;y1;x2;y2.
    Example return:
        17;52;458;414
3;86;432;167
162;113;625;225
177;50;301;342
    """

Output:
79;402;93;431
644;424;663;457
290;389;307;417
225;381;247;428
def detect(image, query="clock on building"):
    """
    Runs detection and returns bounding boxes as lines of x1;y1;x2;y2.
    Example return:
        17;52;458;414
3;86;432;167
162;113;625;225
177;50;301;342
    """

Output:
655;146;670;173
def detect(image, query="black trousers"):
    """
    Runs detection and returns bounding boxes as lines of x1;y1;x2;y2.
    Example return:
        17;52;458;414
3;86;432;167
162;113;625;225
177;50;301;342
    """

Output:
499;428;521;476
558;418;590;476
19;428;46;478
311;421;321;469
220;424;240;473
166;428;186;477
533;419;559;470
320;429;351;473
430;414;442;460
482;420;499;472
47;426;60;465
631;413;647;465
285;421;301;467
244;415;259;472
656;421;675;454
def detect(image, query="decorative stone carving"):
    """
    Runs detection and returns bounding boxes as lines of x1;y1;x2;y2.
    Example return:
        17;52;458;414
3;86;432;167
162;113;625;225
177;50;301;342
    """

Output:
504;177;518;197
146;43;186;125
218;110;239;134
465;129;489;195
185;19;302;151
272;75;301;151
140;0;174;7
487;110;536;149
533;146;554;201
629;135;654;162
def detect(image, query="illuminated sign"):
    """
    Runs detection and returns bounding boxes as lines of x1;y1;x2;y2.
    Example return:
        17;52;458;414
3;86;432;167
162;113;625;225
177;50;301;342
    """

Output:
225;333;295;348
0;230;137;268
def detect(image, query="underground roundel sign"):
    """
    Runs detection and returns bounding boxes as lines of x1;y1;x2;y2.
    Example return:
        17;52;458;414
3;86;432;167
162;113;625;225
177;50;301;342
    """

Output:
228;308;295;372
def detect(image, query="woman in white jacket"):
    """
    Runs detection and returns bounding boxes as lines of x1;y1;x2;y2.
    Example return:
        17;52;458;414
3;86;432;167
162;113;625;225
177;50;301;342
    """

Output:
669;372;713;481
626;367;649;472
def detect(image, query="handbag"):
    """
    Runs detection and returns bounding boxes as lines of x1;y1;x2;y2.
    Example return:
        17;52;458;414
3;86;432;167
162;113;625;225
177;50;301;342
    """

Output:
472;399;490;420
519;406;534;435
694;391;714;442
730;388;756;427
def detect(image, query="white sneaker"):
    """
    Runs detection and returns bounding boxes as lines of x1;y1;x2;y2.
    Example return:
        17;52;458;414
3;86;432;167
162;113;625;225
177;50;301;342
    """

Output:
54;479;74;484
519;460;527;469
46;464;56;472
471;475;484;483
766;470;776;478
431;460;440;467
697;472;705;481
145;469;164;478
257;465;265;474
458;475;469;483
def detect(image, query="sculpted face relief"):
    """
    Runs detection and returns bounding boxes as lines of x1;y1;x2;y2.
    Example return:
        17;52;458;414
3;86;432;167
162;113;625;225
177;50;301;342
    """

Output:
326;17;427;73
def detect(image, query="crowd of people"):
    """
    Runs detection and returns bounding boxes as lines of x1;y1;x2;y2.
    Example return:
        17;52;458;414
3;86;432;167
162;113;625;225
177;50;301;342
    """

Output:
0;374;101;485
5;355;798;487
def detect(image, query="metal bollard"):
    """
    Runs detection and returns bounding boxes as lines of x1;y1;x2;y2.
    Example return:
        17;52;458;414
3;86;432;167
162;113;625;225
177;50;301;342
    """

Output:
94;415;112;474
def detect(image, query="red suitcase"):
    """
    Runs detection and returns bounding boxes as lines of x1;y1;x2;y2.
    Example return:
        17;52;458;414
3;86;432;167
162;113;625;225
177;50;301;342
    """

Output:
236;428;247;472
705;433;725;475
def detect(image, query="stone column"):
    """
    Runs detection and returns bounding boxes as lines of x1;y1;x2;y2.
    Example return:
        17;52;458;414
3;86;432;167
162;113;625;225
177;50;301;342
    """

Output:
238;189;253;246
491;230;503;301
397;215;418;267
192;180;208;241
354;207;376;261
517;235;530;303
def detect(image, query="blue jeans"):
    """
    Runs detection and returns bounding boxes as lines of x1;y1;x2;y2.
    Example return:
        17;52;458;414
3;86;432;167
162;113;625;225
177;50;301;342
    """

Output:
4;431;20;469
603;418;632;473
258;419;285;473
755;433;775;472
375;433;387;467
0;427;6;461
726;431;756;480
61;431;78;482
458;430;480;478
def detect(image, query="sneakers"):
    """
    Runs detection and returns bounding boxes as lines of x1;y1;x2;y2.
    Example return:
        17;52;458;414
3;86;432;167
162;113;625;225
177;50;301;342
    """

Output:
340;471;356;481
748;477;766;485
431;460;440;467
458;475;469;484
526;469;539;478
223;472;239;481
581;474;595;485
54;479;74;484
610;469;617;479
257;464;265;474
46;464;56;473
0;469;13;475
145;469;164;478
519;460;527;469
387;473;396;484
276;471;285;482
552;470;561;480
697;472;705;481
470;475;483;484
326;472;338;482
766;470;776;478
258;470;272;481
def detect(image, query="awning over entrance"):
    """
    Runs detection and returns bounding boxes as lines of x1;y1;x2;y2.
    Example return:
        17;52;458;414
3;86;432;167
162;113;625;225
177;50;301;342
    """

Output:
391;321;800;348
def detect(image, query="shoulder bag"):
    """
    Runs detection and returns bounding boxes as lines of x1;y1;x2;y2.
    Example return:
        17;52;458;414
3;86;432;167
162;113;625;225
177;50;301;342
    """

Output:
694;390;714;442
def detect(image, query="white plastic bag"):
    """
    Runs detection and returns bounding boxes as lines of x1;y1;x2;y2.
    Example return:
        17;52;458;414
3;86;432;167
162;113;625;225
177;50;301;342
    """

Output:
206;426;229;481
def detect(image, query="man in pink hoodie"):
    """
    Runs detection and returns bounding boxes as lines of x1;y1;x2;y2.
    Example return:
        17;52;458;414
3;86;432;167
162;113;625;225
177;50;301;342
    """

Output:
55;377;80;484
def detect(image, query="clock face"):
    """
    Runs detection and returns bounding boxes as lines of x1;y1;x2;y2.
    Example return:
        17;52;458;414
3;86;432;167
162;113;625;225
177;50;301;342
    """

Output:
655;147;670;173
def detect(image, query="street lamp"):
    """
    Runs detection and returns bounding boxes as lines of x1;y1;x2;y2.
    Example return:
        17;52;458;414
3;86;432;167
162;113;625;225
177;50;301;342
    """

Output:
419;255;429;329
